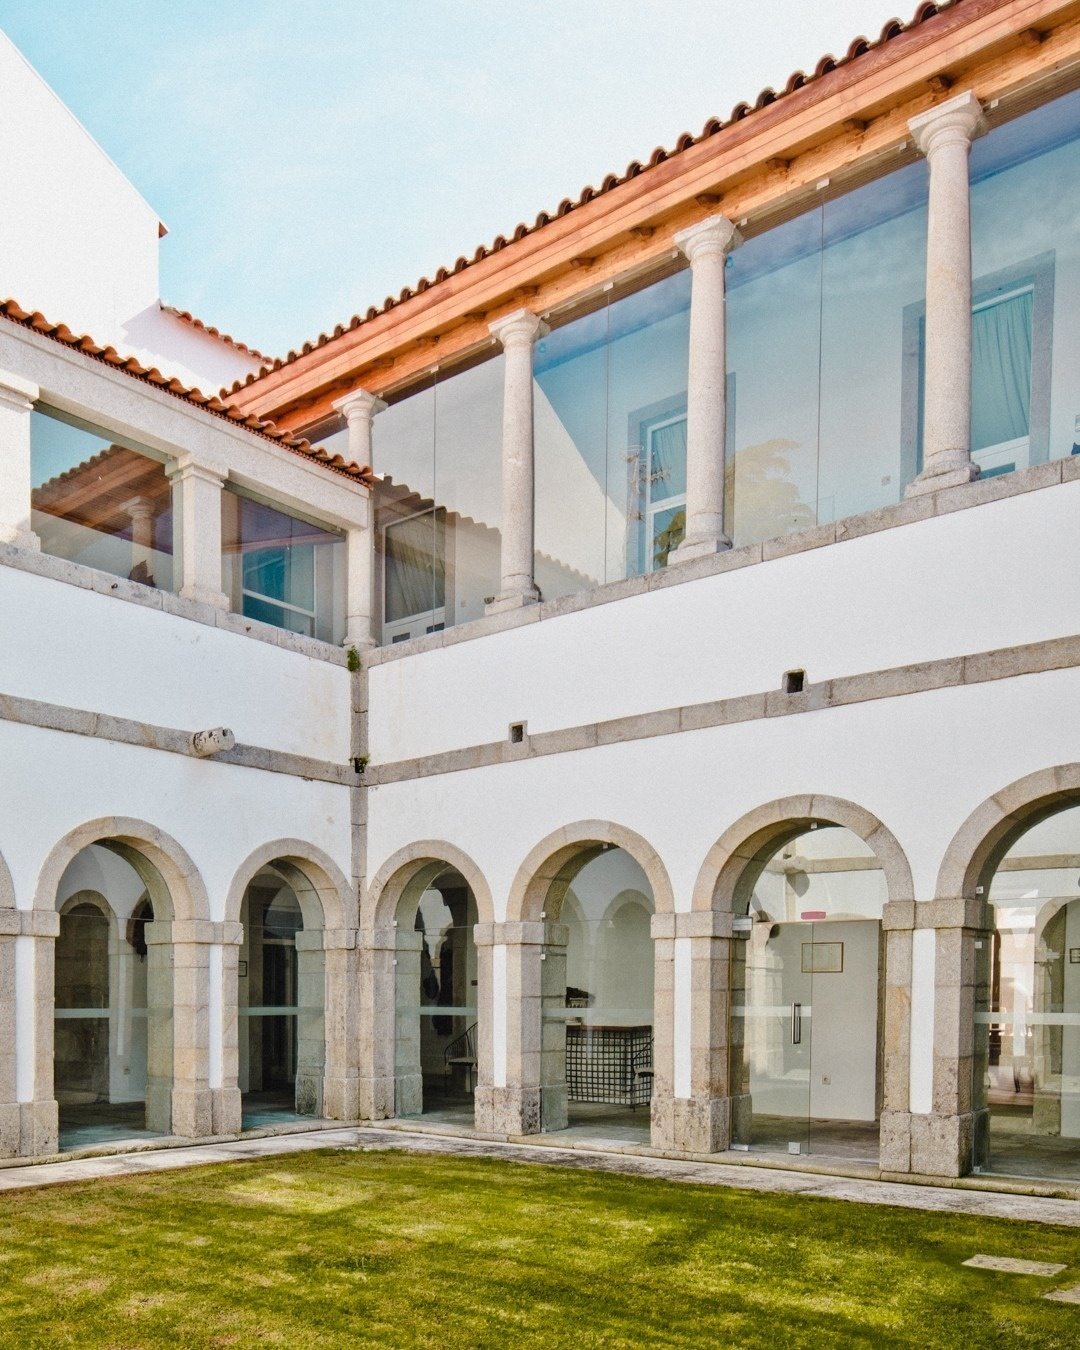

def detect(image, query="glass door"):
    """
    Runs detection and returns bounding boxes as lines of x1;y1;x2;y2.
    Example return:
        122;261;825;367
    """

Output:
732;919;814;1155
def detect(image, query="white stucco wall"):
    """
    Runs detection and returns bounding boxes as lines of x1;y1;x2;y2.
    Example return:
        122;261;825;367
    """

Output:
369;481;1080;764
0;562;350;761
0;32;260;392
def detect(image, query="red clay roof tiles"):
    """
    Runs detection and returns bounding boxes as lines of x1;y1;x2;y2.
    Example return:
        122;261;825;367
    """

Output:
161;306;269;362
0;298;372;485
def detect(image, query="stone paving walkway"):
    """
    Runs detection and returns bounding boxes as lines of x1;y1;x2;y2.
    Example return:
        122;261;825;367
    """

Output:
1;1124;1078;1227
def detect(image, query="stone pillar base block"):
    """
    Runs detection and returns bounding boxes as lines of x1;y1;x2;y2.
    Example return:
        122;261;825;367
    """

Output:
170;1086;215;1139
903;1109;984;1177
475;1085;542;1135
295;1073;324;1118
905;462;980;496
485;586;540;615
395;1073;423;1119
878;1109;912;1173
357;1076;397;1122
0;1102;22;1157
19;1099;58;1157
652;1093;732;1153
541;1083;567;1133
179;583;230;611
212;1086;242;1136
322;1075;361;1122
0;529;40;552
668;534;732;566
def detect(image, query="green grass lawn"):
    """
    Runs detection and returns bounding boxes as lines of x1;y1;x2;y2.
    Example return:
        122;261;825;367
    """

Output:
0;1148;1077;1347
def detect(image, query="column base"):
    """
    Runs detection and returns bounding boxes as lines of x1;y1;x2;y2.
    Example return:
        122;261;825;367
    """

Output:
0;1102;21;1157
880;1108;985;1176
0;529;40;552
322;1074;361;1122
179;584;230;610
650;1092;731;1153
395;1072;423;1119
668;533;732;566
295;1072;324;1118
212;1086;242;1135
485;586;540;615
169;1085;215;1138
17;1099;58;1157
357;1075;397;1122
905;462;980;497
474;1085;543;1135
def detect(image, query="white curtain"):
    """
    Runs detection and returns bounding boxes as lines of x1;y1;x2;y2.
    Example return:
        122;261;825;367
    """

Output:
972;290;1033;452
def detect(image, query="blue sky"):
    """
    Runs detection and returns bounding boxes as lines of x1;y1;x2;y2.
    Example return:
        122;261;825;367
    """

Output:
0;1;908;357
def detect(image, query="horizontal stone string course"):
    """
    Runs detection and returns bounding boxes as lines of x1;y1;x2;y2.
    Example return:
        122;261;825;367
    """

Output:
0;691;352;786
366;633;1080;786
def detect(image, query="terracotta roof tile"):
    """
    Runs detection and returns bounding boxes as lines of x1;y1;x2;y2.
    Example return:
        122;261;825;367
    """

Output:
225;0;961;398
0;298;372;485
161;306;269;361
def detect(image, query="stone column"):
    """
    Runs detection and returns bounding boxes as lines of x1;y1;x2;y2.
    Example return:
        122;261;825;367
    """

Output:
880;897;991;1176
487;309;547;613
650;911;734;1153
474;920;565;1135
146;919;220;1138
0;907;18;1155
10;910;60;1157
906;91;986;495
319;927;360;1121
294;929;326;1117
0;368;41;552
357;925;399;1120
332;388;384;651
122;495;156;583
166;455;230;609
878;901;916;1172
669;215;741;564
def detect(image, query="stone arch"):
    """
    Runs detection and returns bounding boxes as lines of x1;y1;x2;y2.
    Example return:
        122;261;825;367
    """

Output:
935;765;1080;900
59;888;112;921
364;841;493;931
34;817;210;924
0;845;15;912
692;793;914;913
225;839;353;932
506;821;675;924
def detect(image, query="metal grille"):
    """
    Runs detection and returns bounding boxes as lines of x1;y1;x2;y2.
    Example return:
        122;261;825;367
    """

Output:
565;1024;653;1106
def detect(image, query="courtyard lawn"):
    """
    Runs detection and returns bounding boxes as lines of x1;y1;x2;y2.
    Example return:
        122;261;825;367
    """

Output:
0;1151;1077;1347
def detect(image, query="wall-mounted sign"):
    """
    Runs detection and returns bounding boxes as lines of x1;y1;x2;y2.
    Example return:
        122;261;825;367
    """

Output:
801;941;844;974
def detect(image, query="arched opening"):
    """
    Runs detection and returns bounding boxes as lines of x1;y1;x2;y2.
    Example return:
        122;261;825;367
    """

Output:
394;865;479;1124
973;804;1080;1182
537;845;656;1142
238;863;325;1128
729;823;887;1162
53;845;171;1150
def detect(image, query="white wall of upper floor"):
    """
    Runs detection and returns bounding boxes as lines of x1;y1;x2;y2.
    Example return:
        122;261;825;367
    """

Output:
0;31;260;393
367;477;1080;764
0;559;351;762
366;662;1080;912
0;719;353;918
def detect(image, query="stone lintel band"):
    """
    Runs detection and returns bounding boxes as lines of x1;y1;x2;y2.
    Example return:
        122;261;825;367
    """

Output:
906;90;987;496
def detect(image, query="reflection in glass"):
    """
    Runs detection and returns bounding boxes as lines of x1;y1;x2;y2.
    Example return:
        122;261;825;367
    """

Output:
730;825;886;1161
221;488;345;643
974;805;1080;1181
53;843;169;1150
31;408;174;588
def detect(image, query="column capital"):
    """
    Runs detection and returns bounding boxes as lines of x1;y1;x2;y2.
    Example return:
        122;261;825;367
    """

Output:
165;453;227;487
674;213;741;265
489;308;548;349
0;367;38;413
908;90;985;158
332;386;386;424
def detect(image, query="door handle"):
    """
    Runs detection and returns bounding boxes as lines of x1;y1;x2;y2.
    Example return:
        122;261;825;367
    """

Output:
791;1002;802;1045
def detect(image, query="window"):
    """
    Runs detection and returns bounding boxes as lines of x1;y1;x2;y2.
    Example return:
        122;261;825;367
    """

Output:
221;489;344;643
30;408;174;588
382;508;446;643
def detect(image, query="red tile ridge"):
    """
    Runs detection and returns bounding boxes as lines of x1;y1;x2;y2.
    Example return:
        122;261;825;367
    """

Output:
224;0;969;398
0;298;373;487
161;304;270;362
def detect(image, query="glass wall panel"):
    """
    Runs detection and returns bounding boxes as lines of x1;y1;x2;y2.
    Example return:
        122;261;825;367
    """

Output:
31;408;174;588
221;488;345;643
535;269;691;593
53;843;170;1150
730;825;886;1162
974;805;1080;1182
539;847;655;1137
727;210;822;547
968;89;1080;477
819;160;928;519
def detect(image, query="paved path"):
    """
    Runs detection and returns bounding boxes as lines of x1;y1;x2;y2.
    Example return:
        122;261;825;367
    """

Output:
1;1125;1078;1227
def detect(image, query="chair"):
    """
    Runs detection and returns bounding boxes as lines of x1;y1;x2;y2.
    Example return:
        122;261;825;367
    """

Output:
444;1023;478;1094
630;1036;654;1110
